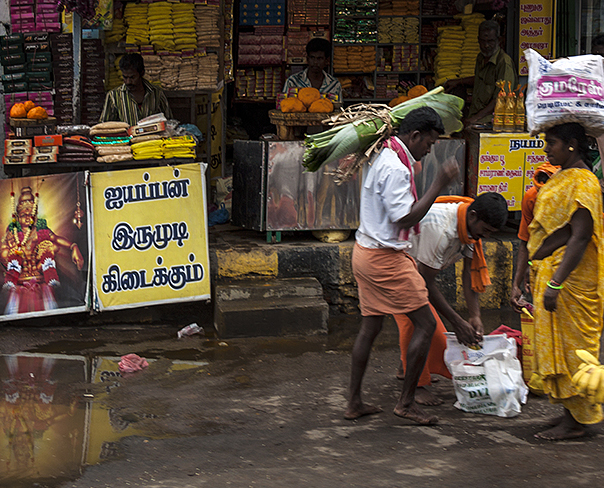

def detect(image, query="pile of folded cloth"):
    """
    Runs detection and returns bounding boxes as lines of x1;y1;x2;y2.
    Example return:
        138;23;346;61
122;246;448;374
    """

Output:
163;136;196;159
89;122;134;163
434;25;465;86
129;114;169;160
58;135;95;163
195;4;221;49
124;2;149;45
173;2;197;52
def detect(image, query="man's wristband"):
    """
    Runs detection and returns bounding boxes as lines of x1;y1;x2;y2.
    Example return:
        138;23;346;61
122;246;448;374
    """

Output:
547;279;563;290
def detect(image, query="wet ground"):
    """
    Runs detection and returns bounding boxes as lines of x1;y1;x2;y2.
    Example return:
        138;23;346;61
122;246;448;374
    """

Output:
2;309;604;488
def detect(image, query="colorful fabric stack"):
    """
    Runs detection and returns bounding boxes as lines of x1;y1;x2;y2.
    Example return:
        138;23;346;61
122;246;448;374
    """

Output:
434;25;464;86
172;3;197;52
148;2;175;51
58;135;95;163
333;46;376;73
124;3;149;45
457;13;485;78
89;122;133;163
195;4;221;48
163;136;196;159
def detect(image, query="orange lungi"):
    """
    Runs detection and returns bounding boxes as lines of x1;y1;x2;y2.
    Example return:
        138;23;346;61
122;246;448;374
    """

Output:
352;243;429;316
395;305;452;387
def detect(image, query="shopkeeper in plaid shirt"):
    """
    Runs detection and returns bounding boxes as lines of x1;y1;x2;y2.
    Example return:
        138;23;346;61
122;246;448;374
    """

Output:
100;53;173;126
282;38;342;102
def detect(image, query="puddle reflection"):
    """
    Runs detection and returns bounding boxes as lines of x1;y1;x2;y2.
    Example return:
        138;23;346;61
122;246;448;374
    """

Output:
1;353;207;487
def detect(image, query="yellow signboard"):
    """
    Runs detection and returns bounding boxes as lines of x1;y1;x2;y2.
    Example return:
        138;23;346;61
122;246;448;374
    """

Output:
477;133;547;211
90;163;210;311
518;0;554;75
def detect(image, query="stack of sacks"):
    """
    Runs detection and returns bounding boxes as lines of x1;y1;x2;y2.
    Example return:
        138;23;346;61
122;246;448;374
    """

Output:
105;16;127;44
160;56;179;90
178;57;198;90
434;25;464;86
124;3;149;45
90;122;133;163
457;13;485;78
163;136;196;159
172;3;197;52
195;4;221;48
142;55;163;84
149;2;175;51
196;53;220;89
58;136;95;163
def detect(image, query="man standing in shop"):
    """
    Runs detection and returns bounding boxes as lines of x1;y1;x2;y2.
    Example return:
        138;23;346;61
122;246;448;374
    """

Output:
444;20;516;126
282;38;342;101
100;53;173;126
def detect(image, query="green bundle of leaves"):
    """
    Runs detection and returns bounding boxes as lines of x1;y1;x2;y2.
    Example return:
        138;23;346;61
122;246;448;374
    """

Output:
302;87;464;173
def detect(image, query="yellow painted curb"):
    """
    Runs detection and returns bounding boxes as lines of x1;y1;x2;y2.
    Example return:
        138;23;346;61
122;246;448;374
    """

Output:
216;249;278;278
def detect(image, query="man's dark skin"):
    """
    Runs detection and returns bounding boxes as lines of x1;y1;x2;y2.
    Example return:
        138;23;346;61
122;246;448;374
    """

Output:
306;50;330;90
121;68;146;105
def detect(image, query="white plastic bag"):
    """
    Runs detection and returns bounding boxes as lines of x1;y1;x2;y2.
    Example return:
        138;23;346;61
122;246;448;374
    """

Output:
449;348;528;418
525;48;604;136
444;332;516;370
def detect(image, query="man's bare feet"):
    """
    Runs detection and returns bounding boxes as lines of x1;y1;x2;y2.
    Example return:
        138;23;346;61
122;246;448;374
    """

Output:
415;387;444;406
535;410;586;441
544;414;565;428
344;403;383;420
393;402;438;425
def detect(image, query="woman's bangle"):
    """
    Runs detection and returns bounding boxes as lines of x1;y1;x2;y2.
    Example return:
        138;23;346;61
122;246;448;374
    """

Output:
547;279;563;290
70;243;77;250
527;260;532;266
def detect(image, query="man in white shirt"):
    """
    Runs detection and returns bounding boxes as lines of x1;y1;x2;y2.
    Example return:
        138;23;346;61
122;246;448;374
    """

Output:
398;193;508;405
346;107;462;425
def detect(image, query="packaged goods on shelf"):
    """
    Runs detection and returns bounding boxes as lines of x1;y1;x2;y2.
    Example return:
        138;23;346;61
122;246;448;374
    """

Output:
240;0;285;26
236;67;282;99
124;3;149;45
288;0;331;26
378;0;420;16
238;30;284;66
333;46;376;73
105;16;127;44
334;0;378;43
422;0;457;16
434;25;464;85
378;16;419;44
455;13;484;78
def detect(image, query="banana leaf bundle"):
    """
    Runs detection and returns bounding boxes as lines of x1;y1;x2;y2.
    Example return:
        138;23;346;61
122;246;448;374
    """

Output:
302;87;464;183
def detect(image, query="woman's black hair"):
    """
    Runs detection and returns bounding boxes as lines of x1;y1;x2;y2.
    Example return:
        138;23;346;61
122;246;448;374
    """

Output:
545;122;592;170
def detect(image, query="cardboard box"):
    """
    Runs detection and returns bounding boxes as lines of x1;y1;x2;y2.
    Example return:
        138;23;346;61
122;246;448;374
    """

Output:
1;52;26;65
23;32;49;43
34;134;62;146
0;43;24;55
3;154;30;165
14;124;55;137
0;33;25;45
6;145;32;156
31;153;58;163
33;145;58;155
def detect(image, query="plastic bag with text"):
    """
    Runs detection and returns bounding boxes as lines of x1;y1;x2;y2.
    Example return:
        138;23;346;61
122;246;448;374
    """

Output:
449;348;528;418
525;48;604;136
443;332;516;370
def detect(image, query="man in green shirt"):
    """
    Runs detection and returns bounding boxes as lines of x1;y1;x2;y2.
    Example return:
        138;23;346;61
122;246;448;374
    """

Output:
100;53;173;126
445;20;517;126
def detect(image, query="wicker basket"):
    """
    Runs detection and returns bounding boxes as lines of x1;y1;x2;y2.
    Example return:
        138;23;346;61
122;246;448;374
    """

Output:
268;109;335;140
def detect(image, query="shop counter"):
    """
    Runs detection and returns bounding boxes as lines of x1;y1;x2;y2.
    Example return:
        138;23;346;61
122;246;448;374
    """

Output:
465;128;547;211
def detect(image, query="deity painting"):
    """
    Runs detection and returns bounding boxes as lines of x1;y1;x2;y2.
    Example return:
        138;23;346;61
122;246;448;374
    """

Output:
0;173;90;320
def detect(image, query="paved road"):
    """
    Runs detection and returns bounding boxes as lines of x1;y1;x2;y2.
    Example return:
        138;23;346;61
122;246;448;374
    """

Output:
1;321;603;488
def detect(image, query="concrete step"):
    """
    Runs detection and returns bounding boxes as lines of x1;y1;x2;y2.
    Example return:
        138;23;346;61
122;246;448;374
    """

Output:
214;278;329;338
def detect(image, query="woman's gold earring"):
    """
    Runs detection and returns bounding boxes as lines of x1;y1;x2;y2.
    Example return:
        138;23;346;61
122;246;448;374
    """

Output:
569;146;575;151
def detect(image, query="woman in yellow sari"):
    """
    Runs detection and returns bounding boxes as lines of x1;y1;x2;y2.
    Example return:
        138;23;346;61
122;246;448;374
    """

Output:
528;122;604;440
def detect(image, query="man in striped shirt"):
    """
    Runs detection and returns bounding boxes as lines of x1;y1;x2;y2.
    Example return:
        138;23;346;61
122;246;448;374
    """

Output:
282;38;342;102
100;53;172;126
